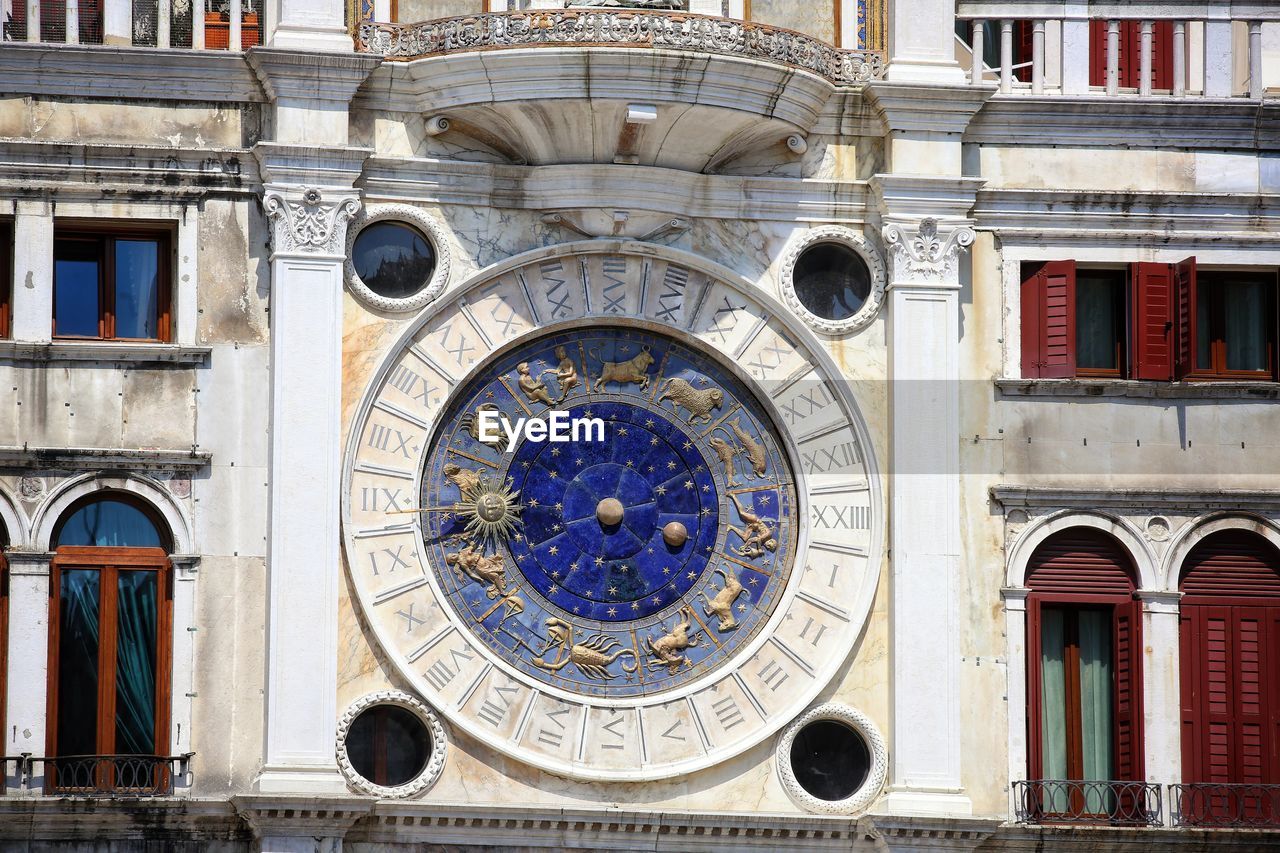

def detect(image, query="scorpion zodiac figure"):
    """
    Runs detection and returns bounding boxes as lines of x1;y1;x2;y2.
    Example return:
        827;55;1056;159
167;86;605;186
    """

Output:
645;606;699;673
532;618;638;680
701;566;746;632
726;492;778;560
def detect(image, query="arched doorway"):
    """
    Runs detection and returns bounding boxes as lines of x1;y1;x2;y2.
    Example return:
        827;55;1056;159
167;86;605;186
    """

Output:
1023;527;1148;822
46;493;173;794
1178;528;1280;824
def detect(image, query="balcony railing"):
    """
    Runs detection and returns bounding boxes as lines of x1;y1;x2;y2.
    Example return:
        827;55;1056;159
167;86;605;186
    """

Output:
1;0;262;49
1172;783;1280;829
1012;779;1164;826
958;2;1279;99
4;753;194;797
355;9;885;86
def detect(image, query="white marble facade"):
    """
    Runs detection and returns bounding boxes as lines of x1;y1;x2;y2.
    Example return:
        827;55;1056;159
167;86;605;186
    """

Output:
1;1;1280;852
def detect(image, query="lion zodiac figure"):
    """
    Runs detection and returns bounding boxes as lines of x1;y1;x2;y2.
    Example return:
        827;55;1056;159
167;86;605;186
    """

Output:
657;377;724;424
701;566;746;632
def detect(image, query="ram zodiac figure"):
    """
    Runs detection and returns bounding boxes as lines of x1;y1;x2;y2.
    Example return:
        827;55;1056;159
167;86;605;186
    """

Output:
657;377;724;425
590;345;655;392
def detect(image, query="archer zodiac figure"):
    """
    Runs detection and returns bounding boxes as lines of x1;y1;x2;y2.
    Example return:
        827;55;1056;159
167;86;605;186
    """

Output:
516;362;555;407
701;566;745;632
726;492;778;560
645;606;699;673
532;618;638;680
542;345;581;403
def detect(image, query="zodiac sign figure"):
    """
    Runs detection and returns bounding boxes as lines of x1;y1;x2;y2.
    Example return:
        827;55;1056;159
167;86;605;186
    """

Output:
516;362;555;407
532;618;638;680
542;345;580;403
442;463;482;499
446;544;510;599
701;566;745;632
461;402;511;447
657;377;723;424
727;418;767;478
726;492;778;560
590;344;655;392
645;606;699;673
708;435;740;488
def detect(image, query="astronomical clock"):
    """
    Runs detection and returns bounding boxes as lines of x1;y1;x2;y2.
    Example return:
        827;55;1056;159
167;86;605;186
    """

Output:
342;243;879;781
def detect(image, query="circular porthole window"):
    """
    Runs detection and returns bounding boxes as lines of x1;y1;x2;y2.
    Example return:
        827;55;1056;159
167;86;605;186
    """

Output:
336;691;447;797
781;226;885;335
776;703;887;814
345;205;452;312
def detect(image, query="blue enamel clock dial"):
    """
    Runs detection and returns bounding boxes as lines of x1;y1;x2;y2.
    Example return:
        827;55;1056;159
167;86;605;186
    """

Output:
420;326;797;698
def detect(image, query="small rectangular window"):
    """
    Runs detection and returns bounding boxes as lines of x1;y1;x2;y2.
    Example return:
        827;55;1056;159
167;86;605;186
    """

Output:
53;228;171;342
1193;272;1277;380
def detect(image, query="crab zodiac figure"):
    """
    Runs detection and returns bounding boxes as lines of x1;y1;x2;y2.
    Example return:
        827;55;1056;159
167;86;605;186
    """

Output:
701;566;745;632
461;403;511;447
542;345;581;403
726;492;778;560
516;362;555;407
645;606;699;673
533;618;638;680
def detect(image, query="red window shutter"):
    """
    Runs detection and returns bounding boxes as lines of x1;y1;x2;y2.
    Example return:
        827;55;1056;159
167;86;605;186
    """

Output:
1152;21;1174;90
1180;607;1200;783
1174;256;1197;379
1113;599;1145;781
1021;261;1076;379
1131;262;1174;380
1089;21;1107;87
1026;597;1046;779
1014;20;1034;83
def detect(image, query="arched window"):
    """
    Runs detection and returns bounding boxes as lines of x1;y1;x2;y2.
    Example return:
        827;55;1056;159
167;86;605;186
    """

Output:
1178;529;1280;820
1024;528;1144;819
47;494;172;794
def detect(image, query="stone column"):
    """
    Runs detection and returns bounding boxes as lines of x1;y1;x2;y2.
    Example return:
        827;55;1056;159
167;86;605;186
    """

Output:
10;201;53;344
268;0;351;52
255;181;360;794
885;0;965;83
880;214;975;817
4;551;53;791
1140;589;1183;824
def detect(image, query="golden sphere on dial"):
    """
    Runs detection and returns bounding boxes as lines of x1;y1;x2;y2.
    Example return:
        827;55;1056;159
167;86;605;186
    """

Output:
662;521;689;548
596;497;625;526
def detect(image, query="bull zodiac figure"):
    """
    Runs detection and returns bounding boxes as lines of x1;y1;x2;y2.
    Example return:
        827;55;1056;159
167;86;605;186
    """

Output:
532;618;638;680
590;345;654;392
701;566;745;632
657;377;724;424
645;607;699;673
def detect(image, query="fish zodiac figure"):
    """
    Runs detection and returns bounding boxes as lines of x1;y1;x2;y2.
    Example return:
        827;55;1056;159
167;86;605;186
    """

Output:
701;566;745;632
532;618;638;680
645;606;700;673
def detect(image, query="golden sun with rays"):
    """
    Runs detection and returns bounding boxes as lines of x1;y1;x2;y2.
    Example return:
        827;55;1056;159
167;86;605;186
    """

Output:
458;477;523;547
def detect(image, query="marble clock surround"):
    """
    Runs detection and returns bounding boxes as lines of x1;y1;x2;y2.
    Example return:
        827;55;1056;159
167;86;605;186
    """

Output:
341;239;881;783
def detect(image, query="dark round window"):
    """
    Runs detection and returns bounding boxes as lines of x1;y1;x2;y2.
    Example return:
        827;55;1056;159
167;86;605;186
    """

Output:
789;719;871;801
352;222;436;300
346;704;432;787
793;242;872;322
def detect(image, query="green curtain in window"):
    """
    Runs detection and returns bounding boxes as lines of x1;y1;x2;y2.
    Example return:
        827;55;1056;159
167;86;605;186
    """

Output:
1039;608;1068;779
1222;280;1268;372
1078;610;1114;782
114;571;158;756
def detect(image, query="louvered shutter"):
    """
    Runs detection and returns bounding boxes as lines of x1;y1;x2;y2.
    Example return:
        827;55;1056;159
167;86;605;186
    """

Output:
1026;529;1135;596
1131;262;1174;380
1089;21;1173;88
1015;20;1034;83
1151;21;1175;90
1113;600;1144;782
1021;261;1076;379
1089;21;1108;87
1174;257;1197;379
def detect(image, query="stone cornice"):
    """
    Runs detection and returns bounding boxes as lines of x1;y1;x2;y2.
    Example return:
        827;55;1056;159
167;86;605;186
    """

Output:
0;142;255;198
359;156;872;223
253;143;372;188
864;80;995;135
991;486;1280;513
968;95;1280;151
246;48;381;105
233;795;374;841
996;378;1280;399
0;43;265;103
0;447;212;473
871;174;986;220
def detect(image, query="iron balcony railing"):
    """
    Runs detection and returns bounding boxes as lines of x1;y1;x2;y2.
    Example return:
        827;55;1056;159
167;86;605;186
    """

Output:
1172;783;1280;829
355;9;885;86
4;753;194;797
1012;779;1164;826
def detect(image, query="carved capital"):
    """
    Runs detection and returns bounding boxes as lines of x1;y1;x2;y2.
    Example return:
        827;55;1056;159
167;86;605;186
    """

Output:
263;186;361;257
882;217;975;286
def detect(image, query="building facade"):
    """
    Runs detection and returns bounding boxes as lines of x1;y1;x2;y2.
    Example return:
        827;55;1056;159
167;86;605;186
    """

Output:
1;0;1279;850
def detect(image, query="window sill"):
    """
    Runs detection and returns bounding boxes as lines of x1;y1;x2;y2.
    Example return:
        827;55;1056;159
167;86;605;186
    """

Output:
0;341;210;366
0;446;211;473
996;378;1280;400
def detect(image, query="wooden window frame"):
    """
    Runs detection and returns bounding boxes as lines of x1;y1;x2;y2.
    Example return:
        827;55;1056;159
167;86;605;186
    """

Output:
52;224;173;343
1074;267;1128;379
1188;270;1278;382
45;546;173;793
0;222;11;339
